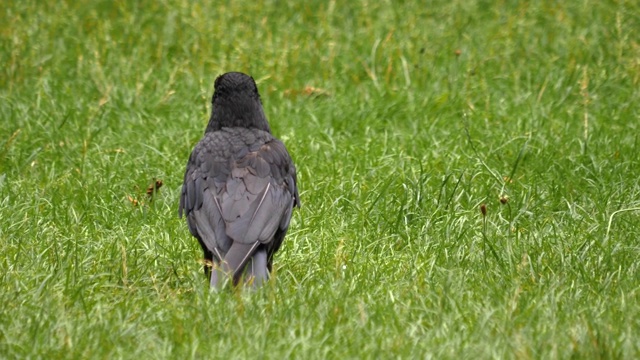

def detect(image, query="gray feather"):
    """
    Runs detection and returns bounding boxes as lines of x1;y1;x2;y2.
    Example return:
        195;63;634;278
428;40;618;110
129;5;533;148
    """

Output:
246;248;269;287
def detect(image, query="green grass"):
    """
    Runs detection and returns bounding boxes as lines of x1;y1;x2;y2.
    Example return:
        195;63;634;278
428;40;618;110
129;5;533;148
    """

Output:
1;0;640;358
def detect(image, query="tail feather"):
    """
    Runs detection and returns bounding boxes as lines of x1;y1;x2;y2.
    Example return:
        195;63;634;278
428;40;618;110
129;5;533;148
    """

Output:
246;247;269;288
210;241;259;288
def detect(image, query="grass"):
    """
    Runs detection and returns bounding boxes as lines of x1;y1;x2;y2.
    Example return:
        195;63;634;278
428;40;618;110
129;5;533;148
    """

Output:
1;0;640;358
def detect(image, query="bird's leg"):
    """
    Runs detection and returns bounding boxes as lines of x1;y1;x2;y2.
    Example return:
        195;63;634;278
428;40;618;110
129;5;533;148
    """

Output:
203;250;213;280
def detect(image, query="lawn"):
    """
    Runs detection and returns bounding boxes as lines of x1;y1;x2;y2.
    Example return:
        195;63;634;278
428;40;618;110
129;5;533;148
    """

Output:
1;0;639;358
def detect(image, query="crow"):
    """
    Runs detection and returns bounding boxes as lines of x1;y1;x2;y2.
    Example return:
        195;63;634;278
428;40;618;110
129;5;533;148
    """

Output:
179;72;299;288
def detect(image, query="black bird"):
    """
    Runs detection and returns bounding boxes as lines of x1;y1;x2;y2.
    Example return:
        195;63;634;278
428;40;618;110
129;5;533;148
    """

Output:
179;72;299;288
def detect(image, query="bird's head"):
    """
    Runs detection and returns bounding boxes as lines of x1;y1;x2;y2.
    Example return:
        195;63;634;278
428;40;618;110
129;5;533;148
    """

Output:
206;72;271;133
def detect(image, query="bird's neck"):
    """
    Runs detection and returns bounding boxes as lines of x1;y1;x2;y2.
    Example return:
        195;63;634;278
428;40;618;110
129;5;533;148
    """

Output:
205;103;271;133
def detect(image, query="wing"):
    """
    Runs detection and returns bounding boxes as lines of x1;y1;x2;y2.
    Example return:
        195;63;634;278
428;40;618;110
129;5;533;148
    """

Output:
222;139;298;245
179;137;232;263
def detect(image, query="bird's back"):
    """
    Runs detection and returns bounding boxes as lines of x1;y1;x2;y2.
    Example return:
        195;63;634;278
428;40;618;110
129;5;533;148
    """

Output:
180;126;298;286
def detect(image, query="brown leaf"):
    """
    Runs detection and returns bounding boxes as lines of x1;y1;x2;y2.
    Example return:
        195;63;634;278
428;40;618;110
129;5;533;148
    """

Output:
127;195;139;207
284;85;331;98
146;179;163;198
